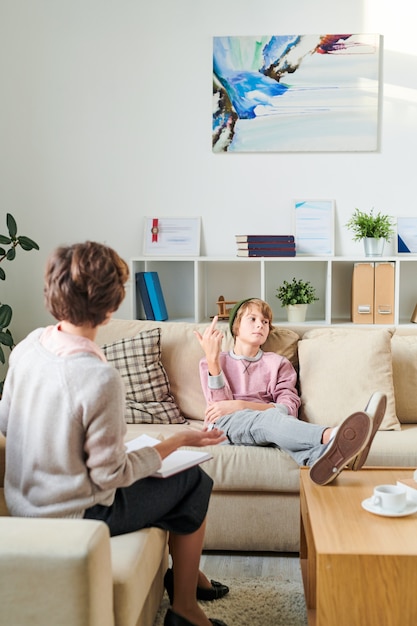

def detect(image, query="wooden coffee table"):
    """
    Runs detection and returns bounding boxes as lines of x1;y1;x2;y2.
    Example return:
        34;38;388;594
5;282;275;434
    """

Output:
300;467;417;626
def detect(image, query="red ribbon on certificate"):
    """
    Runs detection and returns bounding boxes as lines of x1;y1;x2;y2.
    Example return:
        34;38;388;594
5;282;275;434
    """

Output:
151;218;159;242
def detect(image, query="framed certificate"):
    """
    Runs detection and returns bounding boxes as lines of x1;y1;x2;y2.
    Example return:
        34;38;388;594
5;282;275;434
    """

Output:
294;199;335;256
143;217;201;256
397;217;417;254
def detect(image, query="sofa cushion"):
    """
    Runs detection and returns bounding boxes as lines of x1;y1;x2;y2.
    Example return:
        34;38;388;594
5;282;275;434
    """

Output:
262;326;300;369
200;443;300;492
365;424;417;466
101;329;185;424
391;333;417;423
298;327;400;430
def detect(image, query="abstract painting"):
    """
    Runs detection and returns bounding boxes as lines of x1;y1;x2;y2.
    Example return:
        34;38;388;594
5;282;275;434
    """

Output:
213;34;381;153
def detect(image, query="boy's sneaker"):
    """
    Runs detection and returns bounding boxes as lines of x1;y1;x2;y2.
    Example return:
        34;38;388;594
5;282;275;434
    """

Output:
309;411;372;486
348;392;387;471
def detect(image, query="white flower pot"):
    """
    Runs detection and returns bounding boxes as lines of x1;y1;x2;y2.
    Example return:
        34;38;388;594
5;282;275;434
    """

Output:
286;303;308;323
364;237;384;257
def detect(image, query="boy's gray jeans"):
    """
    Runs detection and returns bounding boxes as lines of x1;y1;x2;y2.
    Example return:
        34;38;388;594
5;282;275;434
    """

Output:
216;407;328;466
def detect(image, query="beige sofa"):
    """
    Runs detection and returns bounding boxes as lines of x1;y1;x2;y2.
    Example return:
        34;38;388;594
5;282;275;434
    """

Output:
2;318;417;625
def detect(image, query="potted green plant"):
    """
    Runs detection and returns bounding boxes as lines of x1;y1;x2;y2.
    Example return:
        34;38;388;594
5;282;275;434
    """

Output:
276;277;318;322
345;208;395;256
0;213;39;394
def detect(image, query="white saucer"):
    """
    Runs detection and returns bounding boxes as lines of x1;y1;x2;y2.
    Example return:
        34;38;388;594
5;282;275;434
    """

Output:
361;497;417;518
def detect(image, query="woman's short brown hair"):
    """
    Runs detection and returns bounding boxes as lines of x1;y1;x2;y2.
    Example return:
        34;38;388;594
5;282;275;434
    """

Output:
44;241;129;327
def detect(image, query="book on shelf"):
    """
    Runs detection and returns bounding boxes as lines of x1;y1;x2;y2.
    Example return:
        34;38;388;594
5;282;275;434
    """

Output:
235;235;295;243
125;434;213;478
237;242;296;250
135;272;155;320
142;271;168;321
237;248;296;257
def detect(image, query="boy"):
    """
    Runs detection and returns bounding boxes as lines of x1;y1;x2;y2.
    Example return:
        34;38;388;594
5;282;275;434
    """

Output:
194;298;386;485
0;241;228;626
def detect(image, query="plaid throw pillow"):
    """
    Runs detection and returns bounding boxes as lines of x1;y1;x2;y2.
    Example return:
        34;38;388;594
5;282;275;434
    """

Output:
101;328;185;424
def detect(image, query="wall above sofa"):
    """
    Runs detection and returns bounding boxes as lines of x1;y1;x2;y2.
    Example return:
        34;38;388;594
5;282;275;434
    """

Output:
1;0;417;344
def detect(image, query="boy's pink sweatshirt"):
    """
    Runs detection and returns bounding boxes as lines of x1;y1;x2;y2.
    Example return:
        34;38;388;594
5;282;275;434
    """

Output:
199;350;301;417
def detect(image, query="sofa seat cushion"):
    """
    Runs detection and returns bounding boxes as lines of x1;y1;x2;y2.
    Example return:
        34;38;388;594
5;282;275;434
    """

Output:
364;424;417;467
124;421;300;493
201;443;300;493
111;527;168;626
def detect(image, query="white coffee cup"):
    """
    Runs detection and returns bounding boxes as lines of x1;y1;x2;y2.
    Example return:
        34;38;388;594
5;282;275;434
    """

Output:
372;484;407;512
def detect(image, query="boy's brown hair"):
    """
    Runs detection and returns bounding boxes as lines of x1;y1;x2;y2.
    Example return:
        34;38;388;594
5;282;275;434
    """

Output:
230;298;274;338
44;241;129;327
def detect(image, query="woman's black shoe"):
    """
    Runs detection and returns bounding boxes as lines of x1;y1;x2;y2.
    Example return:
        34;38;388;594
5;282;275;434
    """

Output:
164;608;228;626
196;579;230;601
164;568;230;603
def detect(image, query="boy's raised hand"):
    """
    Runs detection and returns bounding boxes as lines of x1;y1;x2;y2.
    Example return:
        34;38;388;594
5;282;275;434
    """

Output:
194;315;223;356
193;315;223;376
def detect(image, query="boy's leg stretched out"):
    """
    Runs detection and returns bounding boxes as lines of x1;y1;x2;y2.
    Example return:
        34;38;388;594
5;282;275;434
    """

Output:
214;392;386;485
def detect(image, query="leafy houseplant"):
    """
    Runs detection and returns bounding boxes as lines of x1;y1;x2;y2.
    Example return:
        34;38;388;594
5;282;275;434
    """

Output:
0;213;39;393
345;208;395;242
276;277;318;307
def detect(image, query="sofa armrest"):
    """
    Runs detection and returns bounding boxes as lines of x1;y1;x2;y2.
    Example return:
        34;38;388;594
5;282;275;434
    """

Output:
0;517;114;626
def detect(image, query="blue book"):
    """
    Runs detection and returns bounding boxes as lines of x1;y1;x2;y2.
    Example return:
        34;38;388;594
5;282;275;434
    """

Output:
143;272;168;321
136;272;155;320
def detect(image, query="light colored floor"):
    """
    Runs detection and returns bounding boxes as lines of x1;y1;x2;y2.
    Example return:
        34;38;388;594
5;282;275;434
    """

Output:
199;551;302;583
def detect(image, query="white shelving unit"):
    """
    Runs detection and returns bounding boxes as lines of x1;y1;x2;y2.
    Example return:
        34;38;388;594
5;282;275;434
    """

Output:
131;256;417;326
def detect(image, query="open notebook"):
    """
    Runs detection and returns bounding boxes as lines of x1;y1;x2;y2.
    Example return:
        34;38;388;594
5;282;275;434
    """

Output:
125;433;213;478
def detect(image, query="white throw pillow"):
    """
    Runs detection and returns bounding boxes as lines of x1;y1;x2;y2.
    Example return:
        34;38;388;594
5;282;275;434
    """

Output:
298;328;400;430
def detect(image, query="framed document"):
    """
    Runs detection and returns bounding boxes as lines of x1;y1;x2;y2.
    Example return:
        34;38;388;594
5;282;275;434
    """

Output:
397;217;417;254
294;199;335;256
143;217;201;256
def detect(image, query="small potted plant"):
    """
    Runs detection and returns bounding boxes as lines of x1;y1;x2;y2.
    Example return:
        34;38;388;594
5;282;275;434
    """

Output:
276;277;318;322
345;208;395;256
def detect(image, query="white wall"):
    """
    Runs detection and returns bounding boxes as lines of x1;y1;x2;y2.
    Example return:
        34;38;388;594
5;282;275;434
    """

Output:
1;0;416;341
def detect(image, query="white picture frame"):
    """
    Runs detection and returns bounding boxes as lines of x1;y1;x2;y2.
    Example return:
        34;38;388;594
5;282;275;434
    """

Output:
397;217;417;255
143;217;201;257
294;199;335;256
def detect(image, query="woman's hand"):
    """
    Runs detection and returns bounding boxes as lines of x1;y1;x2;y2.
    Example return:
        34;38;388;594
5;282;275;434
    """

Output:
180;427;227;447
155;427;226;459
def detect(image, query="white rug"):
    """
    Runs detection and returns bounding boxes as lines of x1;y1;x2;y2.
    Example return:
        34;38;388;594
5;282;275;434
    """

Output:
153;576;308;626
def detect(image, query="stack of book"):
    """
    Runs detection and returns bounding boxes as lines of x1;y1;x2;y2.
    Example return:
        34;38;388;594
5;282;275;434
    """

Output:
235;235;296;257
136;271;168;321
